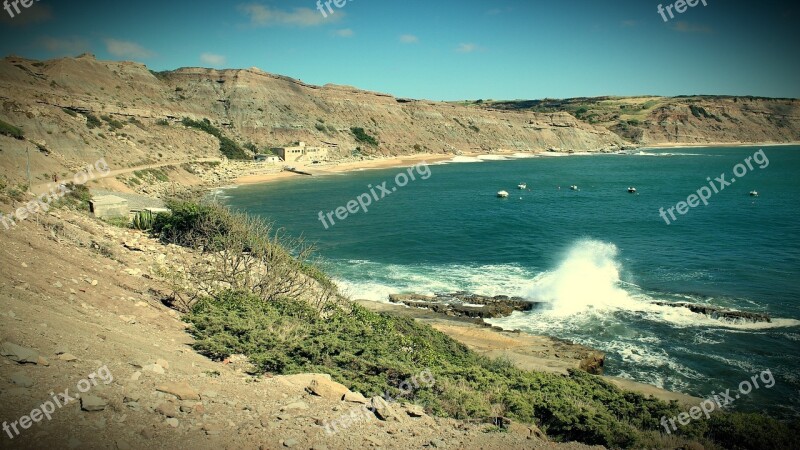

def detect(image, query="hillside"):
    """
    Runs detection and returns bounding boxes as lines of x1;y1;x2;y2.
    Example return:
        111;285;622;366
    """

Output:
476;96;800;146
0;54;629;190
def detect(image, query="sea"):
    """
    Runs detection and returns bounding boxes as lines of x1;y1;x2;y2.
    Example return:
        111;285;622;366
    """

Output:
221;145;800;418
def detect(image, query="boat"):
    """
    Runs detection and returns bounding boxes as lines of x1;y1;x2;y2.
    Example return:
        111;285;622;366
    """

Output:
518;183;527;190
628;187;637;193
569;185;579;191
749;191;759;197
497;190;509;198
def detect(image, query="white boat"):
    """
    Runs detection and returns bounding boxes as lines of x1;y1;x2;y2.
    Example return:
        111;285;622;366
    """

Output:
518;183;527;190
569;185;579;191
628;187;637;193
497;190;509;198
749;191;759;197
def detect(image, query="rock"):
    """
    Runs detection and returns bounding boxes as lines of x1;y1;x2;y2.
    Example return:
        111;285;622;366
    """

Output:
201;390;218;399
403;403;426;417
283;439;299;448
1;342;40;364
156;381;201;400
130;371;142;381
81;395;107;412
91;279;98;286
429;439;445;448
59;353;79;362
155;358;169;370
370;396;399;421
306;377;351;400
119;315;136;324
11;372;33;387
282;402;309;412
143;364;165;374
343;391;368;404
165;418;179;428
156;403;179;417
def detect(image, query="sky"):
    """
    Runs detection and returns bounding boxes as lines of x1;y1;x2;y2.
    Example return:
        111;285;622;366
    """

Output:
0;0;798;101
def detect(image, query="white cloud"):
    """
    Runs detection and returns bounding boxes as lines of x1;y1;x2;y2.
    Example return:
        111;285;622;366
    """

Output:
334;28;354;38
200;53;227;67
238;3;341;27
399;34;419;44
456;43;479;53
36;36;91;55
104;39;155;60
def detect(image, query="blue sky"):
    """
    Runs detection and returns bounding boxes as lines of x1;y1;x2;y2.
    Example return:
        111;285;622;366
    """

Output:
0;0;797;100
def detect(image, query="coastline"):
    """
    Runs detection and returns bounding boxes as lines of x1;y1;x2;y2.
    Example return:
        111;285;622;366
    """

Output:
231;141;799;187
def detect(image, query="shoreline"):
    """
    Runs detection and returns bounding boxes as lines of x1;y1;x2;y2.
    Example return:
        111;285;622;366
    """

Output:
230;141;799;187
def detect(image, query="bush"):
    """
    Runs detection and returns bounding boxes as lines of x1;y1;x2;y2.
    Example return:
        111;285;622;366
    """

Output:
351;127;378;146
152;200;334;310
62;108;78;117
156;119;170;126
101;115;125;131
182;117;248;159
0;119;24;139
85;114;102;129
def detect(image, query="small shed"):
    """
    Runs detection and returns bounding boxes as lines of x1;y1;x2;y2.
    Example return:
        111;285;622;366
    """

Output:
90;195;129;219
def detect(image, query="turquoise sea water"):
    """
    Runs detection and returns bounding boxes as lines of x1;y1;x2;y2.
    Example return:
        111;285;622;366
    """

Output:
223;146;800;418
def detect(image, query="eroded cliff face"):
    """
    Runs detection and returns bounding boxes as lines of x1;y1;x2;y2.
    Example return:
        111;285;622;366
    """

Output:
0;54;624;185
630;98;800;145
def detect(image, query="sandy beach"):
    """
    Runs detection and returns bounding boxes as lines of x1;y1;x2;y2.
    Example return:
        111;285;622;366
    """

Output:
234;153;461;185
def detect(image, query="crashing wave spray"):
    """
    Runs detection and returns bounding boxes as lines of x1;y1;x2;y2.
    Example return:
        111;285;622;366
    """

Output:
525;239;642;316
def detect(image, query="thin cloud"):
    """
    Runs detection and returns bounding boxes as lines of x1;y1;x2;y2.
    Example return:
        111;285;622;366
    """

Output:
0;3;52;26
456;43;481;53
104;39;155;59
36;36;91;55
200;53;227;67
334;28;354;38
399;34;419;44
238;3;341;27
673;21;713;33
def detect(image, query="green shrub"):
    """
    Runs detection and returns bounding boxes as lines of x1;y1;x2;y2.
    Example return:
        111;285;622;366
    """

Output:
156;118;170;126
62;108;78;117
101;115;125;131
85;114;102;129
0;119;24;139
351;127;378;146
182;117;248;159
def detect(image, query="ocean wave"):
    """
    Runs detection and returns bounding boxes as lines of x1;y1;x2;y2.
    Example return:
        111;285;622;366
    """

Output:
450;156;484;163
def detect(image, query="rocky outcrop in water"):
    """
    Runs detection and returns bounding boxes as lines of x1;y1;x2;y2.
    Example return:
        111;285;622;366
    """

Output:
388;292;537;319
652;301;771;323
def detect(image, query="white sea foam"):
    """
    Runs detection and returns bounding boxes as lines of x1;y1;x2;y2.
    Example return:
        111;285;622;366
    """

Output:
450;156;484;163
476;154;509;161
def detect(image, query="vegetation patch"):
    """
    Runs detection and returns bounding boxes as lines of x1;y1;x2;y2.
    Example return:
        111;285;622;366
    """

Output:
181;117;249;160
351;127;379;146
0;119;24;140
